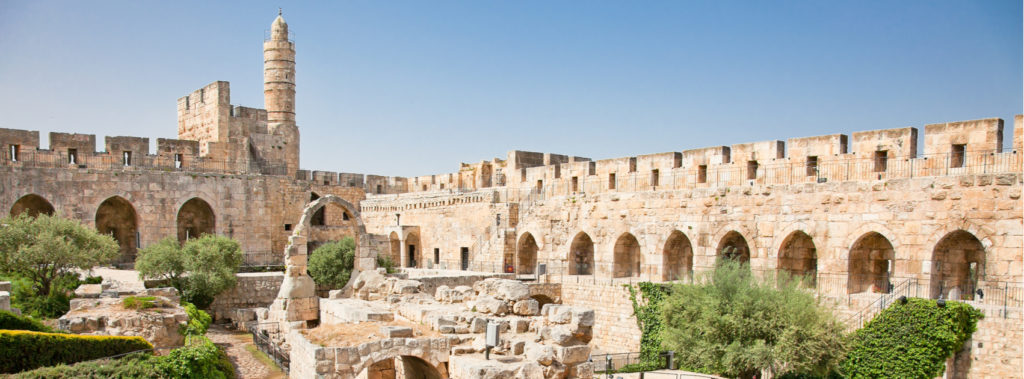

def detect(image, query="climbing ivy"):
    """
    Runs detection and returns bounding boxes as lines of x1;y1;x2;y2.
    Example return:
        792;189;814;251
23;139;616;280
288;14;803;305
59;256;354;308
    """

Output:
625;282;668;370
841;298;982;378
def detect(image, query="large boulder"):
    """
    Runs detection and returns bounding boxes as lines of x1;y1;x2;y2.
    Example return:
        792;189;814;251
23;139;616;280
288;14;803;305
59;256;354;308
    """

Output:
59;293;188;349
512;299;539;316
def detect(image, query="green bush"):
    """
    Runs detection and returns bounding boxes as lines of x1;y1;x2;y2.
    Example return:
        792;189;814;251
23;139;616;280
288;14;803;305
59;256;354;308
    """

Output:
122;296;159;310
9;337;236;378
308;238;356;288
0;330;153;373
841;298;982;378
376;254;397;274
625;282;669;369
135;235;243;309
159;336;235;379
182;302;212;337
0;310;55;332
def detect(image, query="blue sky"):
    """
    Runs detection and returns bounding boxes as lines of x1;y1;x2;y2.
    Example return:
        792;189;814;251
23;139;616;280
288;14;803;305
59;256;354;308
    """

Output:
0;1;1020;176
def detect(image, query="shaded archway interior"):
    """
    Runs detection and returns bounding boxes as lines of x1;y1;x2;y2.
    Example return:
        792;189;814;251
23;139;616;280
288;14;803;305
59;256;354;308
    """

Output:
931;230;985;300
310;192;325;226
176;197;215;243
387;232;401;266
363;355;444;379
95;196;138;264
568;232;594;275
405;232;421;268
662;230;693;281
778;231;817;281
10;194;55;218
847;232;895;294
716;231;750;264
613;233;641;278
517;233;538;274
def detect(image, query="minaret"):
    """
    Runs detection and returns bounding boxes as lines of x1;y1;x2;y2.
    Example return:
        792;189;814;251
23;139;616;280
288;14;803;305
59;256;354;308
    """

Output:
264;10;300;175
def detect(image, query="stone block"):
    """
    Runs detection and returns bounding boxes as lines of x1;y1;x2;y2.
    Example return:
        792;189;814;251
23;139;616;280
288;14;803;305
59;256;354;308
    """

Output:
555;345;590;365
380;326;413;338
512;299;539;316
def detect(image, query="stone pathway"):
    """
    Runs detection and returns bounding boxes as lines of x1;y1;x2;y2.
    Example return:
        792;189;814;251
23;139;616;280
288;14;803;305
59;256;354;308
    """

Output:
207;324;285;379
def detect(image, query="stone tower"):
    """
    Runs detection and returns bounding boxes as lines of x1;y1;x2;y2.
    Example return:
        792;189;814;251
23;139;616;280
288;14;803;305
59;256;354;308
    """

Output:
264;11;300;175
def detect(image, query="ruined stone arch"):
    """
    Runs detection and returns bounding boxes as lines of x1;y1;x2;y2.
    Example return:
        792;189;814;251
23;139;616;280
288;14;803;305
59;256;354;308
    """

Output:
930;230;986;300
715;230;751;264
777;230;818;280
350;343;449;379
95;196;138;264
847;231;896;294
10;194;55;217
710;223;756;261
309;192;325;226
176;197;215;243
613;232;642;278
517;232;539;274
662;230;693;281
294;195;367;265
568;231;595;275
387;231;401;266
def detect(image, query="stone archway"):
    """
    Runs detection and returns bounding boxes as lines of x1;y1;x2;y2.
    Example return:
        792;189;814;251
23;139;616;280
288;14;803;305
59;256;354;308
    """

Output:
405;232;421;268
361;355;445;379
10;194;55;217
310;192;325;226
613;233;641;278
387;231;401;266
778;231;817;281
517;233;539;274
848;232;895;294
931;230;985;300
716;231;750;264
568;232;594;275
176;197;215;243
663;230;693;281
95;196;138;264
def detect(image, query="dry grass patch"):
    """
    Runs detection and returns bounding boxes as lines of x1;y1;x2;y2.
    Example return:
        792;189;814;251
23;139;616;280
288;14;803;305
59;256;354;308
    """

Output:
303;319;439;347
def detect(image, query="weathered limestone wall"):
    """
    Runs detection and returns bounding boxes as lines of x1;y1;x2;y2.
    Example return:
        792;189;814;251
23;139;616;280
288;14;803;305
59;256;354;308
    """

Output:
209;272;283;320
0;166;365;265
954;315;1023;378
558;279;642;352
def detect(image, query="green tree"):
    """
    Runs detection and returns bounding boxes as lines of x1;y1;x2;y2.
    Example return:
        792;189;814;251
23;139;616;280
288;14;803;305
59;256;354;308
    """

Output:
660;260;847;379
135;235;242;308
0;213;118;316
307;237;356;288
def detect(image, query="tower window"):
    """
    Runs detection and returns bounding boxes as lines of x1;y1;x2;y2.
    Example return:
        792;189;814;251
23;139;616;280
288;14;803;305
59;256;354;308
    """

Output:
122;151;132;166
874;151;888;172
698;165;708;183
747;160;758;180
651;169;660;187
951;144;966;168
376;184;383;194
68;149;78;165
9;145;19;162
609;173;617;190
571;176;579;192
174;153;183;168
806;156;818;176
536;179;543;191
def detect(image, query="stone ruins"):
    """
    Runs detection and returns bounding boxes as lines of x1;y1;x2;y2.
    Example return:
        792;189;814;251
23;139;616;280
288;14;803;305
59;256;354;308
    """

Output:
1;12;1021;379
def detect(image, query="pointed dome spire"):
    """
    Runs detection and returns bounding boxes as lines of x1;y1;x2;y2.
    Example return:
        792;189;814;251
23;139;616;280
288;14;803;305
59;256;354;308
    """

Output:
271;10;288;40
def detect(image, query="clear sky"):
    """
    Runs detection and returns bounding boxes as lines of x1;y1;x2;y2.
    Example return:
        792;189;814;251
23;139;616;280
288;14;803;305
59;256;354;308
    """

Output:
0;1;1020;177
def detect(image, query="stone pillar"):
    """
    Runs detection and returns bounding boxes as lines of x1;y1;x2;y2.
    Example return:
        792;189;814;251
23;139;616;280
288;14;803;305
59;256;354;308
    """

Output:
268;233;319;334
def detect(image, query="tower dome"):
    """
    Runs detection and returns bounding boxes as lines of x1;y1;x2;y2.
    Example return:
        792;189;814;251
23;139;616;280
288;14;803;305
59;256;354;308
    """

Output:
271;11;288;40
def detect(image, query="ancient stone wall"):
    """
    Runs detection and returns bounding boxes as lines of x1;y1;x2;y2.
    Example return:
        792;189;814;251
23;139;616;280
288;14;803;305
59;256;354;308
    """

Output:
209;272;284;320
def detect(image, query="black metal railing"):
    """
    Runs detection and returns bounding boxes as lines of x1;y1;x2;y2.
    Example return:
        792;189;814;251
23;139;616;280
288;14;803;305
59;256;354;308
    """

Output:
250;323;290;373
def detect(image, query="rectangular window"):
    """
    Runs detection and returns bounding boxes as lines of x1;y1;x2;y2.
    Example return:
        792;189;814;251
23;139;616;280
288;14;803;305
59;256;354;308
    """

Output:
174;153;183;169
342;212;350;221
376;184;383;194
434;248;440;265
554;165;561;179
874;151;888;173
951;144;966;168
68;148;78;165
673;152;682;168
588;162;596;176
747;160;758;180
571;176;579;192
698;165;708;183
9;145;19;162
284;224;292;231
608;173;617;190
520;168;527;182
651;169;660;187
628;158;637;172
122;151;132;166
806;156;818;176
440;183;445;190
422;184;427;191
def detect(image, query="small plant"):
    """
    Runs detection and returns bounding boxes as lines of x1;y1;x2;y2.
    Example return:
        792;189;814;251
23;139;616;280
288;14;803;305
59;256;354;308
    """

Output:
376;255;397;274
121;296;159;310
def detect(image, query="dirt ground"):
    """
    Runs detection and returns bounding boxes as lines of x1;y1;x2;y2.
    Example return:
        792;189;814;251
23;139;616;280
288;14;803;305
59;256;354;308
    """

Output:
207;324;286;379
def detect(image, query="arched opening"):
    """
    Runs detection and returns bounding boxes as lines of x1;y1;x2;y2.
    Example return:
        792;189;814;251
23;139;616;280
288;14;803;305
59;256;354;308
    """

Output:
931;230;985;300
310;192;325;226
95;196;138;263
778;231;817;283
568;232;594;275
662;230;693;281
388;232;401;266
10;194;55;217
361;355;444;379
517;233;539;274
716;231;750;264
405;232;420;268
848;232;895;294
613;233;641;278
176;198;215;243
531;294;555;308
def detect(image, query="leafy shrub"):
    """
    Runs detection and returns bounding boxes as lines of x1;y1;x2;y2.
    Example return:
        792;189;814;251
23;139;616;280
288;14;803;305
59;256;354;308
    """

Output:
625;282;669;370
0;310;55;332
82;276;103;285
182;302;212;337
376;254;397;274
841;298;982;378
3;271;97;319
0;330;153;373
308;238;356;288
122;296;159;310
159;336;235;379
135;235;243;309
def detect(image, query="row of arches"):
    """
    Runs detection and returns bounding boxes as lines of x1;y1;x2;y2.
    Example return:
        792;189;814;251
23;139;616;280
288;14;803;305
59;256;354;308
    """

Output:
516;228;986;297
9;194;216;262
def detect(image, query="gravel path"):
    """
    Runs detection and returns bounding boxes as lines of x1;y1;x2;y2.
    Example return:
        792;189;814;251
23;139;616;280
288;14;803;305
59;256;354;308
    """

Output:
207;324;285;379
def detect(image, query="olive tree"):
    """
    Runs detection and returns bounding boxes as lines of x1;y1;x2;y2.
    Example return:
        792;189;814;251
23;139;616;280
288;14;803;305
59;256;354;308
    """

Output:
660;260;847;378
307;237;356;289
136;235;242;308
